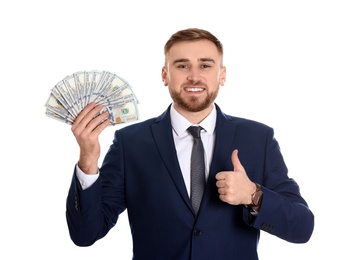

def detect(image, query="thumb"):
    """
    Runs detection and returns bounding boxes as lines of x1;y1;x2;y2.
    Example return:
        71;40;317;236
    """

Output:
231;149;243;172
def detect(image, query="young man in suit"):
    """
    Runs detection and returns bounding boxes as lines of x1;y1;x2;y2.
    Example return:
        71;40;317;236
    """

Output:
66;28;314;259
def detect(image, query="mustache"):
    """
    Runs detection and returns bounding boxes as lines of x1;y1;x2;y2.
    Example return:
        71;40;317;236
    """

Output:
183;80;206;87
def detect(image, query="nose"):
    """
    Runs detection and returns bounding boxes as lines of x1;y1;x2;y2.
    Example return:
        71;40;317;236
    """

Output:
187;67;202;83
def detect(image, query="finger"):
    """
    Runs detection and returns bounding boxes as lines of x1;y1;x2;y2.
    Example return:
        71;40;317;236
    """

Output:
215;171;227;181
83;110;110;134
81;104;105;127
92;116;111;134
216;180;224;188
231;149;243;172
72;103;104;133
72;102;96;128
218;188;225;195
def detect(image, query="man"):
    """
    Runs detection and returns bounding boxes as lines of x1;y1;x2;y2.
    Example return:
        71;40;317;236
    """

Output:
66;28;314;259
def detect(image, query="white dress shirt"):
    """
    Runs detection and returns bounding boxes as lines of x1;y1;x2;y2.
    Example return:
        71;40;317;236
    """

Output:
170;105;216;196
76;104;217;194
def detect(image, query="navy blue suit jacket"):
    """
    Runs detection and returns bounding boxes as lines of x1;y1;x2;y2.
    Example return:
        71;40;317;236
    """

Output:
66;104;314;260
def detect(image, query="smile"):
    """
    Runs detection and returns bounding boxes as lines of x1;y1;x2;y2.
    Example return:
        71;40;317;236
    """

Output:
185;87;204;92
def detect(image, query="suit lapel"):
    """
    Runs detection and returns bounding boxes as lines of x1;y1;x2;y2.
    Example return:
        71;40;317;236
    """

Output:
151;107;192;210
200;105;238;213
150;105;239;217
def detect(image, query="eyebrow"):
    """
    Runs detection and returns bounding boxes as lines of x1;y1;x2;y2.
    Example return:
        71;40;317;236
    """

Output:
173;58;216;64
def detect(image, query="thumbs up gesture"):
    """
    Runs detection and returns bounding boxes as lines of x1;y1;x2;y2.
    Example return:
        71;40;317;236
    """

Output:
216;149;256;205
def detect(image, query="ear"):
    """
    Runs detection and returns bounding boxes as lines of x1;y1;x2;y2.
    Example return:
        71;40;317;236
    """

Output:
161;66;169;86
219;66;227;86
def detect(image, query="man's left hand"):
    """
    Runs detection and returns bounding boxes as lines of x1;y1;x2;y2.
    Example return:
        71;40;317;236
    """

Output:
215;149;256;205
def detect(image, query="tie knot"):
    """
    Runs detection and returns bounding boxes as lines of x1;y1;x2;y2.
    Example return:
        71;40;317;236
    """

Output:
187;126;202;139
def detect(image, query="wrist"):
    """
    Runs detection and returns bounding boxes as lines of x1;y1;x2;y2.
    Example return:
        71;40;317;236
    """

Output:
248;183;263;212
79;152;99;174
78;161;98;175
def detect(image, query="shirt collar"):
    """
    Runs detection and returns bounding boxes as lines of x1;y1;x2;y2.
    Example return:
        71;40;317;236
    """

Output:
170;104;217;137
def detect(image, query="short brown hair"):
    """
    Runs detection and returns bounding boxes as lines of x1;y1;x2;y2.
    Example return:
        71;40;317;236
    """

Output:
164;28;223;56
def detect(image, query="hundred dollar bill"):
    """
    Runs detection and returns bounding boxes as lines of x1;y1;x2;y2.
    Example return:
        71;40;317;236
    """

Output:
95;75;129;102
105;97;139;125
90;70;110;103
45;70;139;126
45;92;75;121
96;82;135;105
45;108;74;125
54;80;79;117
73;71;85;110
63;74;81;115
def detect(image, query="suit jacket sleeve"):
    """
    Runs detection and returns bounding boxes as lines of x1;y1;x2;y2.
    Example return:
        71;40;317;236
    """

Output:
242;127;314;243
66;131;127;246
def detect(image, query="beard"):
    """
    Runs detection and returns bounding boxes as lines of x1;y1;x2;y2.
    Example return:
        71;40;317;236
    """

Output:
169;84;219;113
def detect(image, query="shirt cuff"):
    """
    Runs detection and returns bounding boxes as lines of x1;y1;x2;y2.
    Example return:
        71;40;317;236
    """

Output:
75;164;99;190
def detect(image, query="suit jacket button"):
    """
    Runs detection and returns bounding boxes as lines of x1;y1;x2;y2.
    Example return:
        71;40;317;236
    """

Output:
74;195;79;211
194;229;202;236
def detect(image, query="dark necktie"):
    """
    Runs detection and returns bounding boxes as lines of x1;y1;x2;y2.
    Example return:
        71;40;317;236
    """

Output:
187;126;205;215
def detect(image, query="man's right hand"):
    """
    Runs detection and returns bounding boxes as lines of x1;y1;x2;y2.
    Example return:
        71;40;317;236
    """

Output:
71;102;111;174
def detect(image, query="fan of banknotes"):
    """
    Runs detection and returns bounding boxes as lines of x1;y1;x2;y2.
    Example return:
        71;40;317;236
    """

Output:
45;70;139;125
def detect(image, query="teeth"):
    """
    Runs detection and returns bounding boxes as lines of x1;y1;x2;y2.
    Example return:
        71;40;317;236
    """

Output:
187;88;203;92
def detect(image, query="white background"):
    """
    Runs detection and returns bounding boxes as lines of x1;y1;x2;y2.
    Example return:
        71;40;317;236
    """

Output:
1;0;356;259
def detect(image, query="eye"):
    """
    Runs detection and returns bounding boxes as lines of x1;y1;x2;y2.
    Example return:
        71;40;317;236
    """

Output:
177;64;189;69
201;64;211;69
